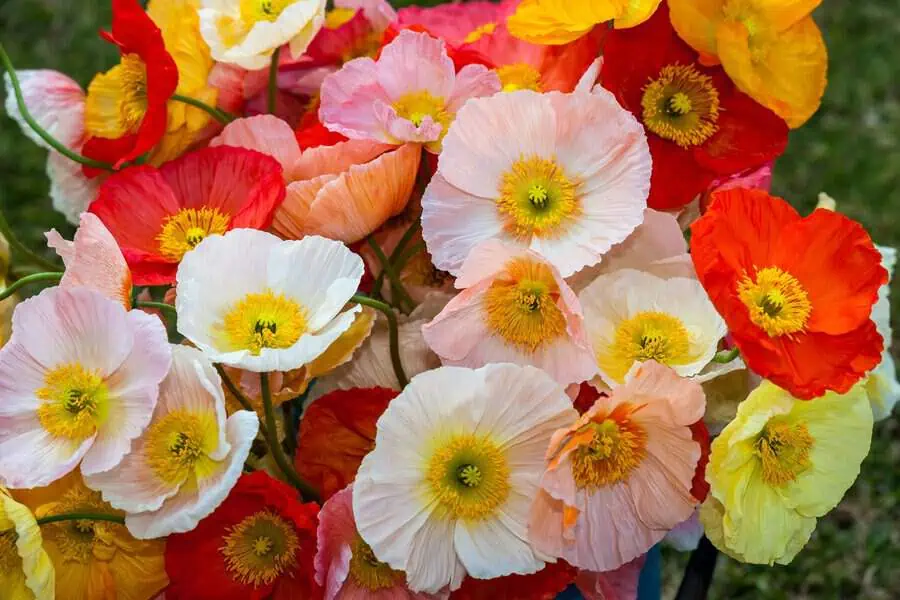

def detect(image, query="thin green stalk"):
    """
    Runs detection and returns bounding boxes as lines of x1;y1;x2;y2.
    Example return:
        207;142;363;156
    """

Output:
267;47;281;115
0;210;61;272
712;348;741;364
134;300;177;321
261;373;320;503
367;237;414;312
214;363;270;441
0;42;114;172
351;294;408;388
36;513;125;527
171;94;235;124
371;219;421;300
0;272;62;301
395;241;426;273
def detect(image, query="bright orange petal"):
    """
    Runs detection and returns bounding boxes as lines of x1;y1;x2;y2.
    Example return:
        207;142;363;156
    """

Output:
614;0;663;29
668;0;725;59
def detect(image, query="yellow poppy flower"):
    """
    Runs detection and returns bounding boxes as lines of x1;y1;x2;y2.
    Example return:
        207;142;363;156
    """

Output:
507;0;662;45
701;380;873;565
669;0;827;128
0;488;54;600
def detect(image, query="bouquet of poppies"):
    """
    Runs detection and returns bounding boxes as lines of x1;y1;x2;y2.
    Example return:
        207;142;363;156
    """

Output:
0;0;894;598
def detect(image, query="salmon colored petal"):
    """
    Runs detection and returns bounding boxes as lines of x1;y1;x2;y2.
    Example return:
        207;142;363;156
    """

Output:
287;139;394;181
274;174;341;240
716;16;827;128
210;115;303;171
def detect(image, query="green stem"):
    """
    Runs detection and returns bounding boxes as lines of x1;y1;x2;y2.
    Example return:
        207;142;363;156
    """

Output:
0;272;62;301
260;373;320;503
36;513;125;527
712;348;741;364
367;237;415;312
395;241;426;273
214;364;270;441
0;43;114;172
351;294;408;388
267;47;281;115
371;220;421;300
0;210;61;272
134;300;177;321
171;94;235;124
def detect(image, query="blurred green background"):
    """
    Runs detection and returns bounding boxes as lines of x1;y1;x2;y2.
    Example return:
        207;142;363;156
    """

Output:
0;1;897;598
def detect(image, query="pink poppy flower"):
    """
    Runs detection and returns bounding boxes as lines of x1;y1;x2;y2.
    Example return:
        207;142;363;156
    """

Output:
396;1;499;45
315;485;446;600
422;240;596;386
575;554;645;600
319;29;501;152
211;115;420;244
0;287;171;488
421;89;651;277
529;361;704;572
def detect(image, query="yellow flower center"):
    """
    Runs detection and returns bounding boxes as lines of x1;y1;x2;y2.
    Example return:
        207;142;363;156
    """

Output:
756;420;814;487
483;258;567;352
0;531;20;574
36;363;109;442
348;534;403;591
145;410;216;486
497;155;580;239
463;22;497;44
85;54;149;139
738;267;812;337
391;90;451;131
157;207;231;262
425;434;510;522
221;509;299;587
42;483;122;564
325;7;357;29
240;0;294;24
641;64;720;148
220;290;309;355
571;411;647;489
497;63;543;92
599;311;693;383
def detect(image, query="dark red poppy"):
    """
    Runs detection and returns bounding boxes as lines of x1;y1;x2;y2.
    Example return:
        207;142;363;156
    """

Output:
689;420;710;502
451;561;577;600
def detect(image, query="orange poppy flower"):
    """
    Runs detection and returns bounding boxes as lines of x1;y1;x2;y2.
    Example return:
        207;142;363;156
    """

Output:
691;188;887;399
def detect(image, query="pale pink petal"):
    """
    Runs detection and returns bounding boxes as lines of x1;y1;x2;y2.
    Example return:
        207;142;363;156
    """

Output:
336;0;397;31
628;430;699;530
320;57;393;142
396;2;499;45
375;30;456;101
3;69;85;149
623;362;706;426
445;64;501;114
664;510;704;552
576;554;645;600
287;139;392;181
0;413;94;488
210;115;302;170
453;239;522;289
207;63;252;114
374;101;444;144
316;485;357;599
47;151;101;224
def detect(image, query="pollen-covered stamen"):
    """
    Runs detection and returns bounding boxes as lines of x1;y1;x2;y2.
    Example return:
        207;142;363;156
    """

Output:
349;534;403;591
157;207;231;262
221;510;300;587
36;363;109;442
497;63;543;92
220;290;309;355
240;0;293;23
426;434;510;522
43;484;121;564
392;91;451;132
756;420;814;486
738;266;812;337
498;155;580;239
641;63;720;148
570;406;647;489
145;410;214;486
600;311;693;382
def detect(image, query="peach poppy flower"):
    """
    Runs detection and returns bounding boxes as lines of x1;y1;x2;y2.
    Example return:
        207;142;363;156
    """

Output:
529;361;704;572
422;240;597;386
211;115;421;244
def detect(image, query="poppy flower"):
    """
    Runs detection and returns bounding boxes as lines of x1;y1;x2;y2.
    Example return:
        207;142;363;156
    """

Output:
89;145;286;285
690;188;887;399
450;561;577;600
295;387;398;501
0;487;54;600
81;0;179;171
508;0;661;44
598;4;788;210
165;471;321;599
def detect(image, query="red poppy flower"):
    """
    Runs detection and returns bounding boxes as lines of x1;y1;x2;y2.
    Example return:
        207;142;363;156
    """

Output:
295;100;349;149
165;471;321;600
599;4;788;210
295;387;398;501
451;562;577;600
89;145;285;285
689;420;710;502
81;0;178;172
691;188;887;399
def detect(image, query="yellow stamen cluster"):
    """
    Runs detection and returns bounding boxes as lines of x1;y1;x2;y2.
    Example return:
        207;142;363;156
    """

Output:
738;266;812;337
641;64;720;148
483;258;567;352
221;509;299;587
601;311;693;382
391;91;451;131
425;434;510;522
497;63;543;92
85;54;149;139
220;290;309;355
571;414;647;489
36;363;109;442
42;483;121;564
348;534;403;591
144;410;216;486
157;207;231;262
497;155;580;239
756;420;815;487
240;0;294;24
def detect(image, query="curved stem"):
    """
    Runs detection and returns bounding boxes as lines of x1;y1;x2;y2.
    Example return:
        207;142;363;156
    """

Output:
214;363;270;440
351;294;408;388
171;94;235;125
134;300;177;321
712;348;741;364
0;272;62;301
260;373;320;503
0;43;115;172
36;512;125;527
372;220;421;300
267;47;281;115
0;210;61;272
395;241;426;273
367;237;414;312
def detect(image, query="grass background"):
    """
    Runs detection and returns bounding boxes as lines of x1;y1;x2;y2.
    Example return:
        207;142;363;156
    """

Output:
0;1;897;597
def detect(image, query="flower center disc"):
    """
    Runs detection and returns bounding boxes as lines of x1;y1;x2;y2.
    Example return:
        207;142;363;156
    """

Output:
641;63;720;148
220;289;309;355
349;535;403;591
755;419;815;486
240;0;293;23
497;63;543;92
145;410;214;486
600;311;693;382
737;266;812;337
157;207;231;262
497;155;579;239
571;408;647;489
392;91;451;130
221;510;299;587
36;363;109;442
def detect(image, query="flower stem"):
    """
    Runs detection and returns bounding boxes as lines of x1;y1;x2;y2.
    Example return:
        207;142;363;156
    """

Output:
712;348;741;364
214;364;270;441
134;300;178;323
0;42;115;172
260;373;320;503
351;294;408;388
0;210;62;272
367;237;415;313
35;512;125;527
267;47;281;115
0;272;62;301
371;219;421;301
171;94;235;124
